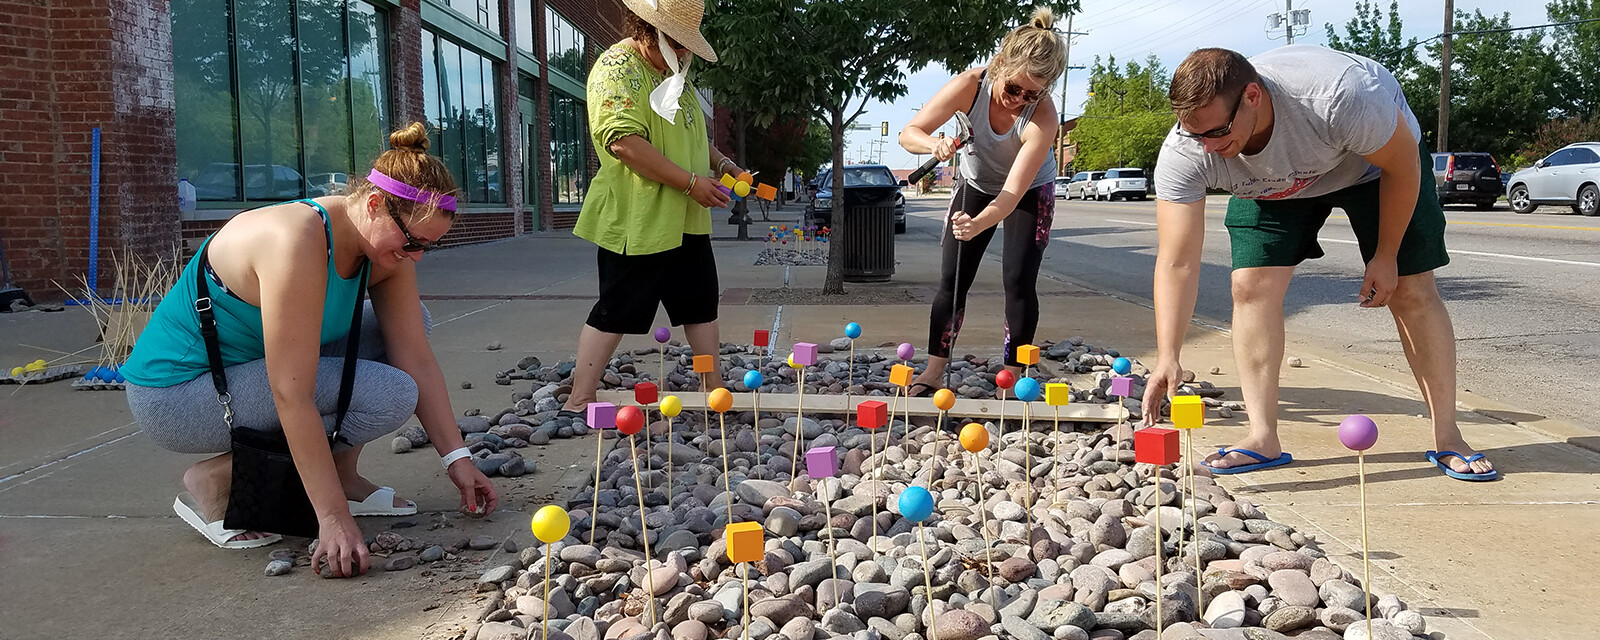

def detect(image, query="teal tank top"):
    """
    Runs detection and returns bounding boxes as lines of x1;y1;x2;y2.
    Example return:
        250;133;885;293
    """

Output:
122;200;366;388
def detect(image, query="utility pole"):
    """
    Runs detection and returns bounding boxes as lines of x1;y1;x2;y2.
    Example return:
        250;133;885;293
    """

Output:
1284;0;1294;43
1056;15;1086;176
1438;0;1453;152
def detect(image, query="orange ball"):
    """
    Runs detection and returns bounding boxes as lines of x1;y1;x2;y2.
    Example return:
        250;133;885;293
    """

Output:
960;422;989;452
737;172;754;184
933;388;956;411
708;388;734;413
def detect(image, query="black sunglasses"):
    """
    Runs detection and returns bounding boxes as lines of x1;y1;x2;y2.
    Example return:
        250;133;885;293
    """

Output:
1004;81;1045;104
386;200;441;253
1176;84;1250;139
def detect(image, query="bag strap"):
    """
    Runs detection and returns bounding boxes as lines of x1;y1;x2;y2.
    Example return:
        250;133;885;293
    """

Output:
195;235;369;444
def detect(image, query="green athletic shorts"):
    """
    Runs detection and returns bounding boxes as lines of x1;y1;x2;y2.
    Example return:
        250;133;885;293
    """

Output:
1224;143;1450;275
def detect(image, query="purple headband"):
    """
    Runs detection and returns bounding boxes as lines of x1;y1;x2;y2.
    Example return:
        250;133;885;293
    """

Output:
367;169;457;212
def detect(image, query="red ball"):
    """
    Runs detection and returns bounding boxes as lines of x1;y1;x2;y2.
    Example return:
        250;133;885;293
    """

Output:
996;370;1016;389
616;406;645;435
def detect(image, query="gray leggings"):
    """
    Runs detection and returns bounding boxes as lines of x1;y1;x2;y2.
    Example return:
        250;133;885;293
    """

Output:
126;302;431;454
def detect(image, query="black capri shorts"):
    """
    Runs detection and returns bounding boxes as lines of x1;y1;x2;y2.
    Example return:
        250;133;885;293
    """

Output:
586;234;720;334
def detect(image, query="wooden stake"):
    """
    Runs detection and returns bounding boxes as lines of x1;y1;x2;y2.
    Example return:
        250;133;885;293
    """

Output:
665;410;674;511
790;366;806;479
741;562;752;640
1187;429;1202;614
700;372;710;450
1023;402;1033;531
720;413;734;522
628;432;657;627
822;488;839;613
933;409;947;491
542;543;553;640
590;430;602;546
1360;451;1373;640
918;522;941;640
1154;472;1165;637
845;340;855;425
1053;406;1063;506
972;447;997;611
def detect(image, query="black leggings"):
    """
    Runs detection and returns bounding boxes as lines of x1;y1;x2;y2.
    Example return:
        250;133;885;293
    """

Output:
927;180;1054;367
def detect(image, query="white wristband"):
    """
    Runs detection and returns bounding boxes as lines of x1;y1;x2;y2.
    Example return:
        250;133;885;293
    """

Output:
441;447;473;469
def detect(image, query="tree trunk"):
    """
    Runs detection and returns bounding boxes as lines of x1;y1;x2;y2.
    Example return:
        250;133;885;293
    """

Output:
823;106;847;295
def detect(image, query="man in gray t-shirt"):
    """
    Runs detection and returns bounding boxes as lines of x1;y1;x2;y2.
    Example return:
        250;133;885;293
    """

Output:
1142;46;1496;481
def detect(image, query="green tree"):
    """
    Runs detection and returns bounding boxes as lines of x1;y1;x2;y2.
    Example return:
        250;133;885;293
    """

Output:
701;0;1076;293
1547;0;1600;118
1430;10;1562;159
1323;0;1437;146
1069;55;1172;171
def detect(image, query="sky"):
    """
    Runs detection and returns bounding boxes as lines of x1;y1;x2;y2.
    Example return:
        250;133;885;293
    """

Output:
841;0;1549;170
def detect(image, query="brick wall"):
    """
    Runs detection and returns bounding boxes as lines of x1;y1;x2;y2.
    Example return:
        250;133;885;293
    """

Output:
0;0;176;301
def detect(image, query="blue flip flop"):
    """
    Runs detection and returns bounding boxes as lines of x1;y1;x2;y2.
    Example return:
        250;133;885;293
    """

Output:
1202;447;1294;475
1425;450;1499;481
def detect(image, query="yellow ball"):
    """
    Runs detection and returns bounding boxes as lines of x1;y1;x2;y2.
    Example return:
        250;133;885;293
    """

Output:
708;388;734;413
960;423;989;453
32;359;46;366
530;505;571;543
25;361;46;373
10;366;23;377
787;353;803;369
734;181;751;197
660;395;683;418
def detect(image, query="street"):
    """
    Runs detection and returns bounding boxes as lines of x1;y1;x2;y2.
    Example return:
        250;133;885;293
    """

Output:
900;194;1600;430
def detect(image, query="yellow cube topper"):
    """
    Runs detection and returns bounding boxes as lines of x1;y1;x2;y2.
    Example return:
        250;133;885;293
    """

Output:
1017;344;1040;366
889;364;914;387
693;354;714;374
1171;395;1204;429
720;174;738;189
1045;383;1071;406
725;521;765;564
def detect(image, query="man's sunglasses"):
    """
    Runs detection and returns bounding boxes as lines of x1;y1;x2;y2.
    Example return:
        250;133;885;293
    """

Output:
387;199;442;253
1003;81;1045;104
1176;84;1250;139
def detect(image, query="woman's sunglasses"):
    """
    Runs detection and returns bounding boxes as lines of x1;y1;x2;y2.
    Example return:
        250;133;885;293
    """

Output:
387;198;442;253
1004;81;1045;104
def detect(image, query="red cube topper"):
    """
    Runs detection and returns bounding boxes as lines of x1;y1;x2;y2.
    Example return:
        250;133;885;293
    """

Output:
1134;427;1180;465
753;330;771;347
857;400;889;429
634;382;658;405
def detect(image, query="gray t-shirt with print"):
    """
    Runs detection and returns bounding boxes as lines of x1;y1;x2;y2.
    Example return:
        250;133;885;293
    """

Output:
1154;45;1421;203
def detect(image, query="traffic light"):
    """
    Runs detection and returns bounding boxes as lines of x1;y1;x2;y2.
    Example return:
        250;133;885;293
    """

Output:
881;121;889;137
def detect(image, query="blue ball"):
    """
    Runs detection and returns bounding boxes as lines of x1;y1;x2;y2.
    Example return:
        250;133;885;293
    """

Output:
1112;357;1133;375
1013;376;1040;402
743;370;765;390
112;371;125;383
844;322;862;340
898;486;934;522
94;367;112;382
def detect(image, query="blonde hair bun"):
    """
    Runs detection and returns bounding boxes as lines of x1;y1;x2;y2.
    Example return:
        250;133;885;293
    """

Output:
1030;7;1055;31
389;122;431;153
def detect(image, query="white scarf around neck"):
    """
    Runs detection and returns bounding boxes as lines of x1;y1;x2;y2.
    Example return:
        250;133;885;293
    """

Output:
648;28;693;123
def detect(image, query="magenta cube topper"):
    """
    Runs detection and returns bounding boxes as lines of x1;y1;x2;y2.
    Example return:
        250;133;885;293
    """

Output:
805;446;838;479
586;402;616;430
792;342;818;366
1110;376;1134;397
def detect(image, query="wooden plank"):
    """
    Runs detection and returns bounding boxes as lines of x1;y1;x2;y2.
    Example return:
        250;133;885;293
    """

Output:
594;390;1124;422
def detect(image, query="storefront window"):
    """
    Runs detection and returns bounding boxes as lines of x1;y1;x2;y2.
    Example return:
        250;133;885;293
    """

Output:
423;30;506;204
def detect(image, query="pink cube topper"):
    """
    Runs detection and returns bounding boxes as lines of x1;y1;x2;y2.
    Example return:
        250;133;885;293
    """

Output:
753;330;771;347
1110;376;1135;397
586;402;616;430
792;342;818;366
806;446;839;479
634;382;659;406
1134;427;1180;465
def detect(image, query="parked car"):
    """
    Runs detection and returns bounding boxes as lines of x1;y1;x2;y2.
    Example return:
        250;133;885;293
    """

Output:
1054;176;1070;198
1429;152;1503;209
1506;142;1600;215
1094;167;1149;201
806;164;908;233
307;172;350;196
1064;171;1103;199
192;163;325;201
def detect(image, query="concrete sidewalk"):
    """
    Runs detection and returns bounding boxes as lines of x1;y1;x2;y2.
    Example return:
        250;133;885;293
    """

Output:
0;219;1592;639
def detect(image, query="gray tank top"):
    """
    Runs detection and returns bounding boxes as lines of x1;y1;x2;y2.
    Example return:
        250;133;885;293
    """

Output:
959;72;1057;195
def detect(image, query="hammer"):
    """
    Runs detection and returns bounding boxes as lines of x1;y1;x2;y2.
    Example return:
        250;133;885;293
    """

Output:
907;111;972;185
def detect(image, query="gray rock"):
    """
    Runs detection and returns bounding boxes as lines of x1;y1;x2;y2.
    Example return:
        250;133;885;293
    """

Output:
780;615;816;640
821;608;868;635
1027;600;1096;633
459;416;492;433
420;545;445;562
1319;607;1366;633
1201;590;1246;629
1001;614;1050;640
479;565;517;584
1266;569;1319;607
1391;610;1426;635
1340;619;1412;640
383;555;417;572
749;597;814;627
1262;606;1316;633
999;588;1038;619
790;560;834;588
737;479;791;506
264;559;293;576
1318;580;1368;612
391;436;412;454
855;585;911;619
689;601;727;624
993;501;1026;521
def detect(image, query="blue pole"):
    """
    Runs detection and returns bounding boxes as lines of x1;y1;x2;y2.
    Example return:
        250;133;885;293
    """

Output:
87;127;102;294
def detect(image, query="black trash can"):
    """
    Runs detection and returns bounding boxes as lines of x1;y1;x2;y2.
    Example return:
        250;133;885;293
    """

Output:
840;185;898;282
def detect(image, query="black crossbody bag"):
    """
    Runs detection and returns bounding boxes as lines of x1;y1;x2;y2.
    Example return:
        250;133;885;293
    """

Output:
194;241;369;538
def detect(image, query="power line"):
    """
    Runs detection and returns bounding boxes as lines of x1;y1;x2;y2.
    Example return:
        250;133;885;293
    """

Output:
1380;17;1600;58
1106;0;1273;61
1076;0;1182;32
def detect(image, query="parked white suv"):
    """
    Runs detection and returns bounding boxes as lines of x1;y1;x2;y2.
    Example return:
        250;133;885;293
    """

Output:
1065;171;1103;199
1507;142;1600;215
1094;167;1149;201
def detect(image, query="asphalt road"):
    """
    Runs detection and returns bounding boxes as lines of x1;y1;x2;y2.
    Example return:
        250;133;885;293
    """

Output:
900;193;1600;430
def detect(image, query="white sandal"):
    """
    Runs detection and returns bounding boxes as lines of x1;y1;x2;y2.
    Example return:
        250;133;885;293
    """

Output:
172;493;282;549
347;486;418;516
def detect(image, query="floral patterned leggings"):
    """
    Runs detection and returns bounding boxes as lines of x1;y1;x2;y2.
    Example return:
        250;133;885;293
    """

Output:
927;180;1054;367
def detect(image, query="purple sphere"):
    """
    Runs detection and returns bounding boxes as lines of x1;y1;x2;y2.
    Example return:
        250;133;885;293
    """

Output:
1338;415;1379;451
897;343;915;361
653;327;671;343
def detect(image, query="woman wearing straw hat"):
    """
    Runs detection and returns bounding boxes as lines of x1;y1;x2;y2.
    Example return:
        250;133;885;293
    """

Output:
560;0;742;422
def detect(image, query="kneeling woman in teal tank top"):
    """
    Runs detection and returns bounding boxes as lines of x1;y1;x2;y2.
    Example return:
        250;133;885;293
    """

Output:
122;123;497;576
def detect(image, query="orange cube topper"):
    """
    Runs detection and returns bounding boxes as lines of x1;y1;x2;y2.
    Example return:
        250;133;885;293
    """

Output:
1044;383;1071;406
725;521;765;563
756;183;779;201
889;364;913;387
1017;344;1040;366
1134;427;1180;465
857;400;889;429
692;354;714;374
1170;395;1204;429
